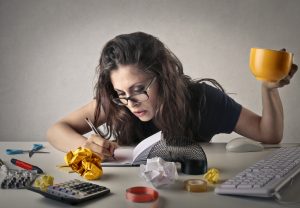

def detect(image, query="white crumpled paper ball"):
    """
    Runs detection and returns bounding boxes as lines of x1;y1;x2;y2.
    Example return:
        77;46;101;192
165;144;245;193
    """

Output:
140;157;178;188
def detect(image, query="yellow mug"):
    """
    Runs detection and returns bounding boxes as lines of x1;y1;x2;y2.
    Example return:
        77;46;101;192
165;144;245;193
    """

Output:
249;48;293;82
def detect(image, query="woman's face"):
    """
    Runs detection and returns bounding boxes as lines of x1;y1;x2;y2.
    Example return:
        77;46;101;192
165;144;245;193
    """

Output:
110;65;158;122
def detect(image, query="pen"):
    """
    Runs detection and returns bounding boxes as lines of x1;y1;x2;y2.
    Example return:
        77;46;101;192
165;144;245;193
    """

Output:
11;158;44;174
85;118;116;160
85;118;101;135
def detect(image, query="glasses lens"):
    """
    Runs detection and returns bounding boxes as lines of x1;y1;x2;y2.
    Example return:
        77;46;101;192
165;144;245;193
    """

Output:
112;90;150;106
112;98;127;106
131;93;149;102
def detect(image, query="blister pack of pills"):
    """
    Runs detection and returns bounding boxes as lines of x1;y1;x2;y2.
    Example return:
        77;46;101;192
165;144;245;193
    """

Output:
0;159;38;189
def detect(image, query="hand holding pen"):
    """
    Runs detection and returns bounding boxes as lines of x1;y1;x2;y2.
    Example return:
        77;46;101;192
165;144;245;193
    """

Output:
84;118;117;160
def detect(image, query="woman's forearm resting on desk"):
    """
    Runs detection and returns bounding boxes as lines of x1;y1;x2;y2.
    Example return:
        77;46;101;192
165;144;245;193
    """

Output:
47;121;117;159
47;122;118;159
47;122;88;152
46;99;117;159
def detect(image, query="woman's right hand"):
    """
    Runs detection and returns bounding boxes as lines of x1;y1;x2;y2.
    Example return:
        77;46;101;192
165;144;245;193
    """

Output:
262;63;298;89
81;134;119;160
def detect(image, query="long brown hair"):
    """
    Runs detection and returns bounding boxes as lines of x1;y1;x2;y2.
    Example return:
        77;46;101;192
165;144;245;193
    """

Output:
94;32;223;144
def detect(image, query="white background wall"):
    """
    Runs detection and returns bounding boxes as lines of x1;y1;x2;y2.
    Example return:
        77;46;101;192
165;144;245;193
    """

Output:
0;0;299;142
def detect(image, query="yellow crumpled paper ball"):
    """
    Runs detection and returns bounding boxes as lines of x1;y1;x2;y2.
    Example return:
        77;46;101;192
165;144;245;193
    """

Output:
204;168;220;184
34;175;54;191
64;147;103;180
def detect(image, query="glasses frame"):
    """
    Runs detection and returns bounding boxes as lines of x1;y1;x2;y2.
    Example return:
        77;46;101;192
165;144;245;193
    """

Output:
112;77;157;106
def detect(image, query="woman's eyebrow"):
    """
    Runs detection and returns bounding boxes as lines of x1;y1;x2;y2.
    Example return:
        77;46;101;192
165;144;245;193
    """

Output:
114;89;124;94
114;82;145;93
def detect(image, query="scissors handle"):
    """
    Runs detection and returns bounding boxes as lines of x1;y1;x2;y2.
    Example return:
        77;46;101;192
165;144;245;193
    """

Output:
29;144;45;157
32;144;43;151
5;149;26;155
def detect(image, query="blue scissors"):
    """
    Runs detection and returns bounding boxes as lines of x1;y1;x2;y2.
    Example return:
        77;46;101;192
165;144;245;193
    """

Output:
5;144;50;157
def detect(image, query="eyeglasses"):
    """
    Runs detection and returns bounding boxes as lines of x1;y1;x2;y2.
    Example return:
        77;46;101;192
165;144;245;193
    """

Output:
112;77;156;106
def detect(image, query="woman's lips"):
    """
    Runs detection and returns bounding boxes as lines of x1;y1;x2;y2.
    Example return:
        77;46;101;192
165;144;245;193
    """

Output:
133;110;146;117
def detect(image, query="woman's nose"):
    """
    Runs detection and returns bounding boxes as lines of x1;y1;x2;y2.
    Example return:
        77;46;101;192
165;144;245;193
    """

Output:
128;100;140;108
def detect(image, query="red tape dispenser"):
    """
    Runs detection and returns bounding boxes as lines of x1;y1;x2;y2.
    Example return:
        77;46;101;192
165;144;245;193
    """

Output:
126;186;159;203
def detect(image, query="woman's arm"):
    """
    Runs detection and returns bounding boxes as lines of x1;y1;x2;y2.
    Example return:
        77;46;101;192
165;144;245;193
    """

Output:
234;87;283;144
47;100;117;158
234;63;298;144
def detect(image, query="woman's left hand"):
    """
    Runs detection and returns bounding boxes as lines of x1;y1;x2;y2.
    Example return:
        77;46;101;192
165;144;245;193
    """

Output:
263;63;298;90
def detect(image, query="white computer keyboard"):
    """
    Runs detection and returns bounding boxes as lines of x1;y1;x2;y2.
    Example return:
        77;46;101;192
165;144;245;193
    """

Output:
215;146;300;197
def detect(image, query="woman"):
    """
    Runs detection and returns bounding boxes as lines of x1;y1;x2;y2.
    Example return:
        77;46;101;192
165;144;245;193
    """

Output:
47;32;298;159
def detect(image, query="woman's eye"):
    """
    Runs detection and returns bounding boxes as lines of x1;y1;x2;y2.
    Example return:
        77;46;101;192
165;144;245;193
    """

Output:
133;86;145;93
117;92;125;97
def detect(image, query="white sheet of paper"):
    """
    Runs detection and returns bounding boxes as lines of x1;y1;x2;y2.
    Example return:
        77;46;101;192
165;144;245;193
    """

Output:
102;131;162;166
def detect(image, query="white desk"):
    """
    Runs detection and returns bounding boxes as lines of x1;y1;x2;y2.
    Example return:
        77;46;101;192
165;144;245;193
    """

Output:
0;142;299;208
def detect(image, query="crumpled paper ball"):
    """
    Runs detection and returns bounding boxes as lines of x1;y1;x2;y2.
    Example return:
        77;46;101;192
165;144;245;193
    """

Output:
140;157;178;188
204;168;220;183
64;147;103;180
34;175;54;191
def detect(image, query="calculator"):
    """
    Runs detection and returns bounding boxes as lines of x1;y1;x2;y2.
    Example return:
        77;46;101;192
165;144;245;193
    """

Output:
27;179;110;205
